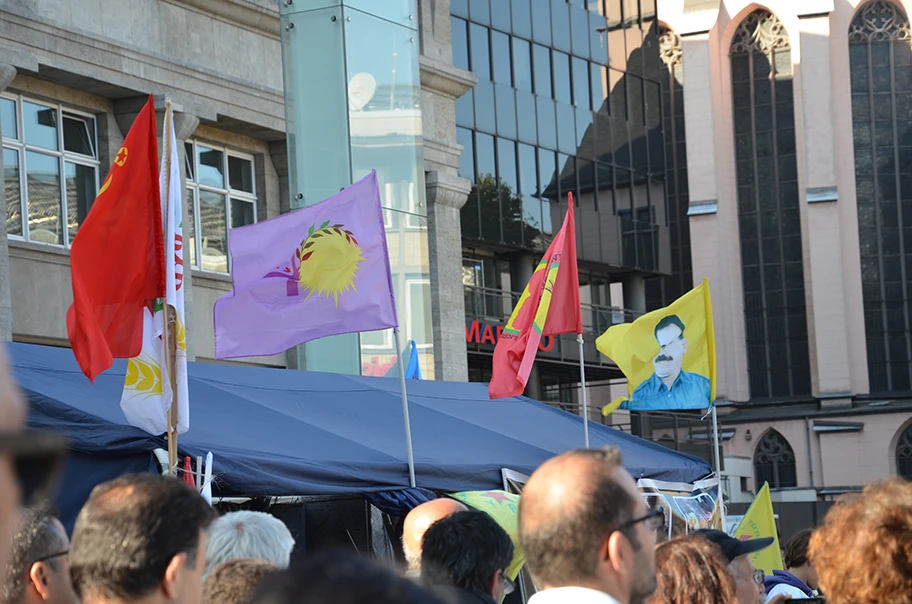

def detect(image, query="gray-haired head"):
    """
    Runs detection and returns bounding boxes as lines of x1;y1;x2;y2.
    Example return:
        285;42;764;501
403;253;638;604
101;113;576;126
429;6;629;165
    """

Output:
204;511;295;580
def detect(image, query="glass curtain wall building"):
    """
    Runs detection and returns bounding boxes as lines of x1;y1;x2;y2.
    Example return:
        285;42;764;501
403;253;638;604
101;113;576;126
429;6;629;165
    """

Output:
452;0;671;399
280;2;434;378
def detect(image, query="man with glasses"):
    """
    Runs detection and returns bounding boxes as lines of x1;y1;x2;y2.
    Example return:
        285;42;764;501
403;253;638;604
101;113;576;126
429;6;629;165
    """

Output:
519;447;661;604
1;500;77;604
420;510;515;604
0;344;66;575
695;530;791;604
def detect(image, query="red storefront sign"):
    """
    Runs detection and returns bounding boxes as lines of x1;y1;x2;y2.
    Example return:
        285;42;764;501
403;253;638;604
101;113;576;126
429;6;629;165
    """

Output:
465;320;554;351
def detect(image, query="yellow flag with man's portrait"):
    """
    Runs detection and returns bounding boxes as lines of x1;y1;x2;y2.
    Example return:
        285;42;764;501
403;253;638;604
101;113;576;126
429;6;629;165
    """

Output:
597;278;716;414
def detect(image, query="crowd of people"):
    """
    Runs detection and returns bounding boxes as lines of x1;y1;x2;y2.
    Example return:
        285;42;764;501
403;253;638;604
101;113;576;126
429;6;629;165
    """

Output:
1;348;911;604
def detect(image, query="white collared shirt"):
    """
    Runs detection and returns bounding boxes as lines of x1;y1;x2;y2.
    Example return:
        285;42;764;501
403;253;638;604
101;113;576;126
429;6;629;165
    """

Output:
528;586;624;604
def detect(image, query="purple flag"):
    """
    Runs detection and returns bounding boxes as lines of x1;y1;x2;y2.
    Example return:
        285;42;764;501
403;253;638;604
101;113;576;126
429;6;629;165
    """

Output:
214;171;398;359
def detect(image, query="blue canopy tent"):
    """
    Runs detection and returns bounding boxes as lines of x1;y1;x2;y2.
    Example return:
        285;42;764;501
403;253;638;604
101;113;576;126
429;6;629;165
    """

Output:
9;343;711;526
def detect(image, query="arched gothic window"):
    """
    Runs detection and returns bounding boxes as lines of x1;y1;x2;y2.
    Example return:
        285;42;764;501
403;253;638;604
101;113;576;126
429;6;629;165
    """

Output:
897;423;912;479
849;1;912;393
646;29;693;310
730;11;811;399
753;430;798;491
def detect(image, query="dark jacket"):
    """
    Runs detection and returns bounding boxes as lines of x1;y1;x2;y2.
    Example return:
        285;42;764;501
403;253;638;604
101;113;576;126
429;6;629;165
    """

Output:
430;585;497;604
764;569;814;597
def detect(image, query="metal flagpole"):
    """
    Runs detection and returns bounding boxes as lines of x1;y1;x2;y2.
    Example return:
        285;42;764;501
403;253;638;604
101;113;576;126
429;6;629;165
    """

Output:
394;328;417;487
711;404;726;528
577;334;590;448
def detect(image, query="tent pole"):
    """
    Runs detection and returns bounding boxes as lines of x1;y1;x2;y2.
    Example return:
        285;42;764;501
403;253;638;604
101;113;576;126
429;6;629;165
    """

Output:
394;328;417;487
577;334;590;448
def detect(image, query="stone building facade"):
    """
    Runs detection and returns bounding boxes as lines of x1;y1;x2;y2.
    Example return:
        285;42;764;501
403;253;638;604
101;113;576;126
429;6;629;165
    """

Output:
0;0;475;381
655;0;912;514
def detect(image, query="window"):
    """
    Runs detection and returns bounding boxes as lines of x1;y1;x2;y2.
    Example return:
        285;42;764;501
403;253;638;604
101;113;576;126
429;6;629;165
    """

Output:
753;430;797;490
730;10;811;399
453;0;665;263
849;1;912;393
407;278;432;348
2;94;99;245
184;141;257;273
898;422;912;480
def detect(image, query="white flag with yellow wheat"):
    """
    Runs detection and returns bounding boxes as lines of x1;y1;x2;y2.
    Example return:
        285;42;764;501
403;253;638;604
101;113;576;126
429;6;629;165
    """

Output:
120;105;189;435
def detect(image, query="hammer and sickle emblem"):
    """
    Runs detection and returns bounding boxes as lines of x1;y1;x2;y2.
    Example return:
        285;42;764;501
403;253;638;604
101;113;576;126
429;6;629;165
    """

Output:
114;146;128;166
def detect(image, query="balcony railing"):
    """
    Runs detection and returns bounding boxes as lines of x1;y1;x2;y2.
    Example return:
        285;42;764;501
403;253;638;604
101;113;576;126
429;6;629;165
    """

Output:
463;285;640;335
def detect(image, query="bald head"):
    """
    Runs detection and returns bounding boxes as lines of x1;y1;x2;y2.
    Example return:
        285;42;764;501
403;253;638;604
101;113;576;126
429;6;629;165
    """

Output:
519;447;638;587
402;498;468;570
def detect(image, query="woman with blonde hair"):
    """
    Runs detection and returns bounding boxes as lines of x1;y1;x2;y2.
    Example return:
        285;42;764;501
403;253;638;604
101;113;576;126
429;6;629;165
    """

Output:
649;535;738;604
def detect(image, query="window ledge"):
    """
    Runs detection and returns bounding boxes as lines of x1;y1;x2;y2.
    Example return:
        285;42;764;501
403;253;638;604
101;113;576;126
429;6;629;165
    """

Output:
191;269;233;287
7;239;71;266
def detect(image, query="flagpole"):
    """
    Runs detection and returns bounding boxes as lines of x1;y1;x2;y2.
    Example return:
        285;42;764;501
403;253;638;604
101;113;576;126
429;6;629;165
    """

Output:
576;334;590;448
394;328;417;487
161;99;179;477
711;404;726;528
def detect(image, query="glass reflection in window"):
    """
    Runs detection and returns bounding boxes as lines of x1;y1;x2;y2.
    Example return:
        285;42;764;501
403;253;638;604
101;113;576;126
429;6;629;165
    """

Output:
25;151;62;244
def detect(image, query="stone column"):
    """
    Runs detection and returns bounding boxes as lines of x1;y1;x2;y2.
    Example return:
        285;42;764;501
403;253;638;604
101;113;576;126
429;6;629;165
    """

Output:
0;64;16;341
680;31;750;403
269;141;291;216
426;170;471;381
418;0;477;381
796;13;853;398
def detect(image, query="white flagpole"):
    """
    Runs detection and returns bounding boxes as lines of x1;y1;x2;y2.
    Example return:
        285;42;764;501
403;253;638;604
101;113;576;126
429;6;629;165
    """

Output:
161;100;179;476
394;328;417;487
577;334;590;448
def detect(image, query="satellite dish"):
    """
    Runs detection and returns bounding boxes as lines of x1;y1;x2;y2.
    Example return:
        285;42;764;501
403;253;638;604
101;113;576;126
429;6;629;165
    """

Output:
348;73;377;111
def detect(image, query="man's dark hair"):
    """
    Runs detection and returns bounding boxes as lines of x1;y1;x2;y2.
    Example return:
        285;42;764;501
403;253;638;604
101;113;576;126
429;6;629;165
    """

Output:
420;511;514;596
203;558;277;604
253;550;442;604
70;473;216;601
784;529;813;569
2;500;66;604
519;447;639;586
654;315;686;340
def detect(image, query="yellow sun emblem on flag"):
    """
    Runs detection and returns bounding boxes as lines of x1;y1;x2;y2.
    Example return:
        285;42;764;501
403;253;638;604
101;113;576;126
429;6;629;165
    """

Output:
297;221;365;306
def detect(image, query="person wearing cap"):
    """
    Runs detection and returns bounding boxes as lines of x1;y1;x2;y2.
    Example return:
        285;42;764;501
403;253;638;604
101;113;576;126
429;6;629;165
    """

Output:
694;530;791;604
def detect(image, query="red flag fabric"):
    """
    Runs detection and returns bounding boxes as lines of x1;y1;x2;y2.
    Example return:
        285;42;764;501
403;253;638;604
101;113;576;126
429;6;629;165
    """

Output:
182;456;196;488
67;95;165;381
489;198;581;399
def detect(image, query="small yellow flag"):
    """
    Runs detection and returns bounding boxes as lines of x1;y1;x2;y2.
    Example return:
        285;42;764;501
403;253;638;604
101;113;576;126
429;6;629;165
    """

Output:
449;490;525;580
597;278;716;413
732;482;784;574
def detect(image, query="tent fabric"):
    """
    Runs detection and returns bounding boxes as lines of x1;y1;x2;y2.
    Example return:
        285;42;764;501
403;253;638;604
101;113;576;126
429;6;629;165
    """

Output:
10;343;712;499
365;488;438;516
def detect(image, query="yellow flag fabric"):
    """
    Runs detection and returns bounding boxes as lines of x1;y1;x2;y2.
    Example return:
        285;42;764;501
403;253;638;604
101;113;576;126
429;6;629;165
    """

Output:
597;278;716;413
449;490;525;580
733;482;784;574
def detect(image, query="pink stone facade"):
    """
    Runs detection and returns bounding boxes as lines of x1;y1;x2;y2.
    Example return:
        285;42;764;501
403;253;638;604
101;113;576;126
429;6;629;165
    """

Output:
656;0;912;497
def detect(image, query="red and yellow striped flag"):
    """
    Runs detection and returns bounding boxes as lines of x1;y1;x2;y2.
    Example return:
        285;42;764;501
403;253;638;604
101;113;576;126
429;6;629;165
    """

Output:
489;197;581;399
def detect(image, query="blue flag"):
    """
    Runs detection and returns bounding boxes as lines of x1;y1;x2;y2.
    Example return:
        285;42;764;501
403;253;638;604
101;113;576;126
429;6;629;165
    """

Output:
385;340;422;380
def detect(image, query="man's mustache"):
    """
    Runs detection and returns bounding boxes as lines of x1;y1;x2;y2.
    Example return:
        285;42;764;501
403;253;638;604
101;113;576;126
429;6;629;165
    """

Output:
655;354;674;363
